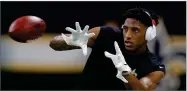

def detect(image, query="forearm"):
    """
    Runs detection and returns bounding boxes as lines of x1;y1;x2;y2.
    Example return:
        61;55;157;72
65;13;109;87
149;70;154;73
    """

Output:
49;35;80;51
123;73;147;90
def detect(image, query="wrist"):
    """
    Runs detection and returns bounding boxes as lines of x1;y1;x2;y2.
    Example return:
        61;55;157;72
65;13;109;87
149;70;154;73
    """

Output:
122;71;131;77
122;71;137;77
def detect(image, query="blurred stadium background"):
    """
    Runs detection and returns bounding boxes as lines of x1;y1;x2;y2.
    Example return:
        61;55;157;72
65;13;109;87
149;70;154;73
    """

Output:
1;1;186;90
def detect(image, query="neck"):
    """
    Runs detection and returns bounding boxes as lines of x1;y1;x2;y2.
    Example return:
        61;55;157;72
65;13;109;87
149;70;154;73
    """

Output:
136;45;147;55
125;45;147;56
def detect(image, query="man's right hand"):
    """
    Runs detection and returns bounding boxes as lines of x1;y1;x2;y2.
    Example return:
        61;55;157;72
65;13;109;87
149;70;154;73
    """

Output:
61;22;95;56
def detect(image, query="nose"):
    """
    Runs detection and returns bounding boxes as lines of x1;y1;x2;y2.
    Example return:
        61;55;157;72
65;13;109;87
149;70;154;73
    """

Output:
124;29;132;40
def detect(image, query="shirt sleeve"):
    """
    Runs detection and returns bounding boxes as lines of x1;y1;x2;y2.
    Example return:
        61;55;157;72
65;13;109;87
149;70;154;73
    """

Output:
93;26;121;46
150;54;166;74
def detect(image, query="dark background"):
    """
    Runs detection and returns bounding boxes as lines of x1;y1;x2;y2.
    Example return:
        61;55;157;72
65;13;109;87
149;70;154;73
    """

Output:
1;1;186;90
1;1;186;35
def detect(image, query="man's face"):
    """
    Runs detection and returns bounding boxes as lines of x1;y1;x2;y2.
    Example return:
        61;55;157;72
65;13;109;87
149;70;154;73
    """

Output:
122;18;147;51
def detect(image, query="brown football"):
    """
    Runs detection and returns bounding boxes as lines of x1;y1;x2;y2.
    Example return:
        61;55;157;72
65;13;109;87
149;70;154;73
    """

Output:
8;16;46;43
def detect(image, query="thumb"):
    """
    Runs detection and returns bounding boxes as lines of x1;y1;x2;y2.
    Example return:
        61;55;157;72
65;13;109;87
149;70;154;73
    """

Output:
81;44;87;56
85;33;95;38
104;51;114;58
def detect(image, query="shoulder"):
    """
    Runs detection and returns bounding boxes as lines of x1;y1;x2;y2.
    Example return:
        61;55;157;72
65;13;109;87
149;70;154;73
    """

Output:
89;26;122;40
100;26;121;33
147;52;166;74
92;26;122;46
98;26;122;39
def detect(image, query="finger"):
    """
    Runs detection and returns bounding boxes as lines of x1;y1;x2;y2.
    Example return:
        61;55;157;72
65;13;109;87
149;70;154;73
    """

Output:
117;75;128;83
105;51;118;66
123;79;128;83
82;25;89;33
116;72;128;83
85;33;95;38
132;69;136;73
114;41;122;54
65;27;76;33
81;44;87;56
104;51;114;58
75;22;82;32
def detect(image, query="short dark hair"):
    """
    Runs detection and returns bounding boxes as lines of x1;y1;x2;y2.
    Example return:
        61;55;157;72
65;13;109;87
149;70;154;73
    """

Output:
123;8;159;27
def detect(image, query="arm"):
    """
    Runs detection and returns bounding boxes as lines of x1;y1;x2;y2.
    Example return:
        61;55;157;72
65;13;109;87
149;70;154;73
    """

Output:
49;35;80;51
49;24;100;51
123;71;164;90
87;27;100;47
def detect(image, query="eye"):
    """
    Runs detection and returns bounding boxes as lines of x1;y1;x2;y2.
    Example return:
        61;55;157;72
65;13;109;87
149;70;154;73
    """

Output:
132;27;139;33
122;26;128;32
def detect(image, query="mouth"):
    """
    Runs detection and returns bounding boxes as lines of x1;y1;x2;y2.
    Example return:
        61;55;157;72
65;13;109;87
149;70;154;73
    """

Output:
125;41;133;47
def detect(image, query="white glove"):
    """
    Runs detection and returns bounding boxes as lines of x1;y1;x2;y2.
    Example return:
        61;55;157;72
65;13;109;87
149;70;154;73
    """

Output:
104;41;132;83
61;22;95;56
